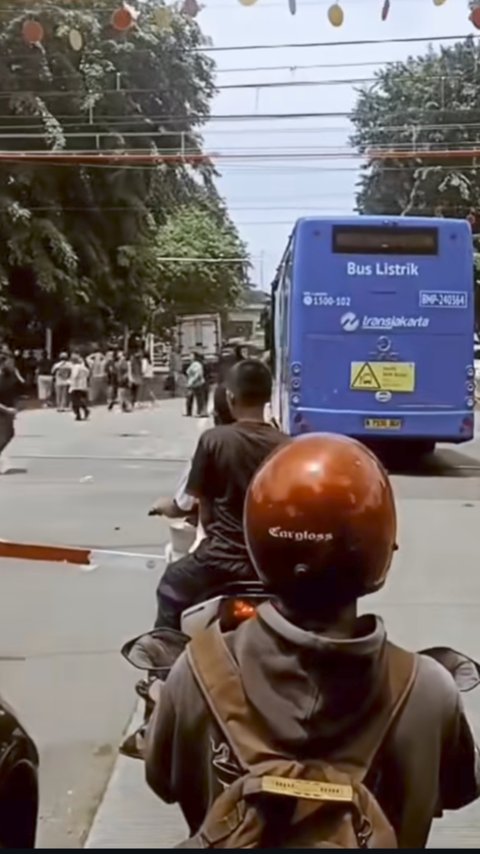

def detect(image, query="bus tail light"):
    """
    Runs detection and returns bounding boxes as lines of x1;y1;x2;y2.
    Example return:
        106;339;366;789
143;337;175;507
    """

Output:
461;415;474;434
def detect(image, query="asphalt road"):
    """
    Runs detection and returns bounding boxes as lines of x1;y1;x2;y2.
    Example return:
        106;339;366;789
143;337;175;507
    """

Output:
0;401;201;848
2;402;480;847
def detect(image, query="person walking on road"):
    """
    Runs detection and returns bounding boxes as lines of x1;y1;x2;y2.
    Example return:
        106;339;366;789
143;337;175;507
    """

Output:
129;350;143;408
69;354;90;421
36;351;53;407
169;347;183;398
0;351;20;474
86;349;106;405
115;352;131;413
52;352;72;411
141;353;156;406
105;351;118;410
185;352;204;417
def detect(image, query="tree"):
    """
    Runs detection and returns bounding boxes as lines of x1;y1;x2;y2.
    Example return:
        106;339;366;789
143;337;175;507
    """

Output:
351;36;480;220
0;0;247;348
127;204;249;335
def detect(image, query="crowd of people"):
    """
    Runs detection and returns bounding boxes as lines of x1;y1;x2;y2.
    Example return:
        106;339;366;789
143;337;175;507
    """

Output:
35;348;156;415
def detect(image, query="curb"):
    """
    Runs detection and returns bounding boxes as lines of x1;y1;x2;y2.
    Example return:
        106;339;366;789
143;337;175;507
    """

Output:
84;704;185;849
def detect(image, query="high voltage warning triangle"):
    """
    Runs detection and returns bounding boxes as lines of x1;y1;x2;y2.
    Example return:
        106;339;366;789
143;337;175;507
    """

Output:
351;363;381;390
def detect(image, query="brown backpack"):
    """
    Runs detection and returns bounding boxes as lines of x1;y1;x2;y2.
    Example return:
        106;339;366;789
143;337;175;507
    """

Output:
180;622;417;849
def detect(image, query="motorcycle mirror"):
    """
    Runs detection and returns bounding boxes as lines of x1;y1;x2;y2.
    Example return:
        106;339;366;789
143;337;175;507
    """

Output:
421;647;480;692
121;628;189;672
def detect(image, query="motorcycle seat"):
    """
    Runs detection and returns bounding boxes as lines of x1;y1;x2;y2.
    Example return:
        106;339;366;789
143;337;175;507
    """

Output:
208;580;266;598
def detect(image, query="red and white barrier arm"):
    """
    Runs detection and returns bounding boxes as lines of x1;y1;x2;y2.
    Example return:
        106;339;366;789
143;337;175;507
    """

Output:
0;539;165;572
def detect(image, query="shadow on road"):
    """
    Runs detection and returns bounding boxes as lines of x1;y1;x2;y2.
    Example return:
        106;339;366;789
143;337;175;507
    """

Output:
385;447;480;478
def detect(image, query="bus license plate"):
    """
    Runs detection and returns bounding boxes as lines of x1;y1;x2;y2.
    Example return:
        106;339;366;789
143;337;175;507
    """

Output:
364;418;402;430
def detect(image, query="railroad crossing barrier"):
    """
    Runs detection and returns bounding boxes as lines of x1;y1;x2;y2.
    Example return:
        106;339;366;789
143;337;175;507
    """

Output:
0;539;165;573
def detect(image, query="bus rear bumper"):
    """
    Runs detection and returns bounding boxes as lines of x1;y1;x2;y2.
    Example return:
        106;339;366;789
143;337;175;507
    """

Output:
290;408;475;444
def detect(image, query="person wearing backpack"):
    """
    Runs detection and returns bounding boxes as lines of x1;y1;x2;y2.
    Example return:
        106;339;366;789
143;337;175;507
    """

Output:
145;433;480;849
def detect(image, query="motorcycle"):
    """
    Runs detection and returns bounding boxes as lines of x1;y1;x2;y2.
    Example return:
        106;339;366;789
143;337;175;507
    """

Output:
119;580;269;757
121;585;480;761
0;693;39;848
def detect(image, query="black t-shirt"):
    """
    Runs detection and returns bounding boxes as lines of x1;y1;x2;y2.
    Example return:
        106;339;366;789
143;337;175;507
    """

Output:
0;368;19;409
187;421;287;562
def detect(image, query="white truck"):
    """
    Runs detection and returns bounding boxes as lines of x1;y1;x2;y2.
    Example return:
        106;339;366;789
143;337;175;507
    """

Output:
176;313;222;361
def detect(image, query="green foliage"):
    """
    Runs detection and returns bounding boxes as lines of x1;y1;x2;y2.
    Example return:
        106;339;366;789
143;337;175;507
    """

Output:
351;36;480;218
127;204;249;333
0;0;247;346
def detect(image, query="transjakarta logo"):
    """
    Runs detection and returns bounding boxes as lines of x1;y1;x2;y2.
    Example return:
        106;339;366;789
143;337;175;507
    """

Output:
269;526;333;543
340;312;429;332
346;262;419;277
340;312;360;331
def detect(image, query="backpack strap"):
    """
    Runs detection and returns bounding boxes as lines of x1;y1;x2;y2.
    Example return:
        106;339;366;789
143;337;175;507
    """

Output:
187;622;418;779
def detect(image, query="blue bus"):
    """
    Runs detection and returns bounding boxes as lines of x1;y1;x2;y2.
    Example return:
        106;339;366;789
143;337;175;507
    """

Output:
271;216;475;454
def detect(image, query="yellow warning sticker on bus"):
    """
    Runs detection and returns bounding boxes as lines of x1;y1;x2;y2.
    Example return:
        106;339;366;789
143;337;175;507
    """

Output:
350;361;415;393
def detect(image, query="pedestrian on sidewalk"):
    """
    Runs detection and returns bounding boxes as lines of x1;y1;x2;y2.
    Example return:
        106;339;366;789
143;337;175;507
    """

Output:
69;353;90;421
52;352;72;411
0;351;20;474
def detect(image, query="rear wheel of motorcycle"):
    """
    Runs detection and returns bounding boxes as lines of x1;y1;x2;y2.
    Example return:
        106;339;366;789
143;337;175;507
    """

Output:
0;755;39;848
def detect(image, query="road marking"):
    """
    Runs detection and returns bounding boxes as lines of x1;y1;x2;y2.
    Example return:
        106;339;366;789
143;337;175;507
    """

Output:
0;539;165;572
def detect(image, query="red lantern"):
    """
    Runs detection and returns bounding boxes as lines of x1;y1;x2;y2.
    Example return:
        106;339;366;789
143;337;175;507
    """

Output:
470;4;480;29
181;0;200;17
22;19;44;44
111;4;136;32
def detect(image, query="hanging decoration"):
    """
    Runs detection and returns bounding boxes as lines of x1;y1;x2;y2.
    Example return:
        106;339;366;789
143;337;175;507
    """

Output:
470;1;480;29
111;3;138;31
381;0;390;20
327;4;344;26
153;6;174;28
238;0;259;6
288;0;297;14
470;2;480;30
433;0;447;6
68;28;83;51
181;0;200;16
22;19;44;45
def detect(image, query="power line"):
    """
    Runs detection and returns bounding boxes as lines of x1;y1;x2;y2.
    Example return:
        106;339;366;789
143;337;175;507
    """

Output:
1;72;468;97
0;55;463;85
0;204;359;212
2;108;480;126
198;33;480;54
3;31;473;62
216;58;416;73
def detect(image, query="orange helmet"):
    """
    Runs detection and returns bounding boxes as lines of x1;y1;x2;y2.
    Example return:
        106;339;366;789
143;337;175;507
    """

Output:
244;433;396;611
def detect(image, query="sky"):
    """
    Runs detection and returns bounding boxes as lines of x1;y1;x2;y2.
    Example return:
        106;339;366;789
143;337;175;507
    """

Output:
192;0;477;287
